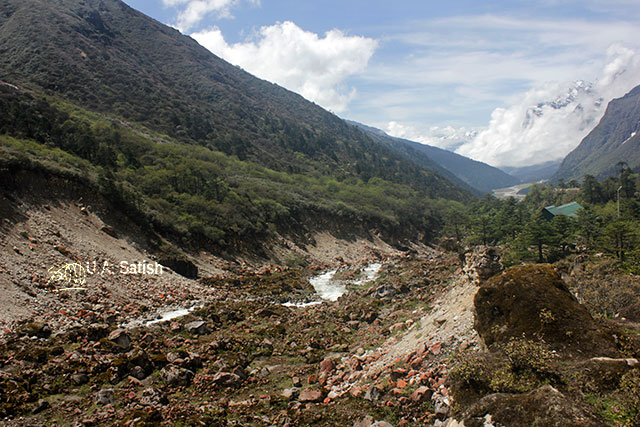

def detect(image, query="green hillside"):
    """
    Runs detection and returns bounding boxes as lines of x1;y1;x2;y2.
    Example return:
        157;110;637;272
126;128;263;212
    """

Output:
0;0;470;248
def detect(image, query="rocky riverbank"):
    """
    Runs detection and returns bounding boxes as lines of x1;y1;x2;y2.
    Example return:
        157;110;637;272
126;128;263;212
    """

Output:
1;248;468;426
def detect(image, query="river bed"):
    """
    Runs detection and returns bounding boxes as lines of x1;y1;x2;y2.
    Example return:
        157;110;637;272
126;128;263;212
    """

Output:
124;263;384;325
287;262;383;306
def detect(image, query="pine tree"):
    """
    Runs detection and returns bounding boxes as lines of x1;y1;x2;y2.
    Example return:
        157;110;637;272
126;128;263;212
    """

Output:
524;216;556;263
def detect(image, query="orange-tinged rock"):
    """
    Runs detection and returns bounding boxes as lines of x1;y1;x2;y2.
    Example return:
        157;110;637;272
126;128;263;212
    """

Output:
350;387;362;397
431;342;442;355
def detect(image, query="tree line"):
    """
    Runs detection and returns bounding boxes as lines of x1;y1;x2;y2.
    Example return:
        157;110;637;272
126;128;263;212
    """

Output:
442;167;640;269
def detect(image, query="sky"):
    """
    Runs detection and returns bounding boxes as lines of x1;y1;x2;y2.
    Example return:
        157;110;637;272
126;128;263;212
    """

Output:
123;0;640;168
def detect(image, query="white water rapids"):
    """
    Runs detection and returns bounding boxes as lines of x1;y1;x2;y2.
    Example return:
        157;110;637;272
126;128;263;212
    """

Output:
121;304;202;329
124;262;383;326
352;262;382;286
294;262;383;305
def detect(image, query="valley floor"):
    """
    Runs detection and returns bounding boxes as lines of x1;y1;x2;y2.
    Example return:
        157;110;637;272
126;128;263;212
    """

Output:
2;182;640;426
1;241;466;426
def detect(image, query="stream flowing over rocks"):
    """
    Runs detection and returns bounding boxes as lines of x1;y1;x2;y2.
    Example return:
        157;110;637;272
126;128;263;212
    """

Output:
3;241;639;426
309;269;343;301
289;262;383;305
120;304;204;329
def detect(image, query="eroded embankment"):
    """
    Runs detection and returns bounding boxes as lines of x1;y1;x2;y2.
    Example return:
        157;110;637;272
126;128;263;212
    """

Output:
0;170;403;336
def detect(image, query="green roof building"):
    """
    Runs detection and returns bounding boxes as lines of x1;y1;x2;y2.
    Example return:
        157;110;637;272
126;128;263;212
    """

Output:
541;202;583;221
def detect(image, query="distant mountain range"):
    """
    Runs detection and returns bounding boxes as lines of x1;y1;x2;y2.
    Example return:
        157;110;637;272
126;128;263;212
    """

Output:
347;121;519;194
554;84;640;181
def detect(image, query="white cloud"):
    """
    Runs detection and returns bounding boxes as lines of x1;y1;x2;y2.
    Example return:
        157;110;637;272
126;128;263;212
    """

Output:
538;0;640;17
162;0;189;6
379;44;640;168
454;44;640;167
191;21;378;112
366;16;640;92
385;122;477;151
167;0;260;31
352;13;640;168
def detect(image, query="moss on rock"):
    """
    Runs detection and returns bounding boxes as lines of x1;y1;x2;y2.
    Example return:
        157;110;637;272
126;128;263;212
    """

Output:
474;264;618;357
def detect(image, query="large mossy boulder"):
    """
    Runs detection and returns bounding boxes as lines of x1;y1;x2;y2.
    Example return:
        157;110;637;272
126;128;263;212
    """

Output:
474;264;618;357
461;385;602;427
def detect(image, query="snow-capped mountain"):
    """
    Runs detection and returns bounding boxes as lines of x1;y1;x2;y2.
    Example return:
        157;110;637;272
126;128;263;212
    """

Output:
524;80;601;127
454;44;640;169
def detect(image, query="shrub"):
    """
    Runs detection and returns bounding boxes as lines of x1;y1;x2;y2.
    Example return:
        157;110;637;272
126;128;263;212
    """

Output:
503;335;554;376
449;354;491;391
620;368;640;422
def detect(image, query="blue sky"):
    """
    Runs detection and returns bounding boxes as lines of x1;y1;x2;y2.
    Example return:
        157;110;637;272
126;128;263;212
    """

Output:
123;0;640;167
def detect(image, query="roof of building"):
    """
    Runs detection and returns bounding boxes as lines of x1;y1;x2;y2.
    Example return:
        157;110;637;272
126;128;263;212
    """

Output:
542;202;583;218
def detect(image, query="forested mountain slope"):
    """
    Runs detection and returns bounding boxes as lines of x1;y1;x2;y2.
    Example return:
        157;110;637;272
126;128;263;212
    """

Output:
555;85;640;181
348;121;519;193
0;0;470;248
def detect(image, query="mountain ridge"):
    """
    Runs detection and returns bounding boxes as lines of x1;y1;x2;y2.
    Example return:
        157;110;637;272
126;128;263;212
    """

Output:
347;121;520;193
0;0;471;249
554;84;640;181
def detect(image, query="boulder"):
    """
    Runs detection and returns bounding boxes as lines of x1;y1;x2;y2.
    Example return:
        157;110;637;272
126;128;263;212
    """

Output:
211;372;241;387
364;386;381;402
130;366;146;380
232;366;247;380
71;373;89;385
320;359;336;373
461;385;601;427
281;388;299;400
463;246;502;285
374;283;397;299
162;366;194;387
19;322;51;339
410;386;432;403
474;264;618;357
434;399;450;419
298;388;323;402
107;329;131;352
185;320;207;335
166;351;184;364
140;388;168;406
95;388;114;405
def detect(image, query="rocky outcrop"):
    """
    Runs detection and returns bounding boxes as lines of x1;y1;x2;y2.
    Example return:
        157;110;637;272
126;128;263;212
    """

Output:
107;329;132;352
474;264;618;357
461;385;601;427
463;246;502;285
158;256;198;279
